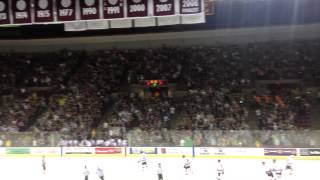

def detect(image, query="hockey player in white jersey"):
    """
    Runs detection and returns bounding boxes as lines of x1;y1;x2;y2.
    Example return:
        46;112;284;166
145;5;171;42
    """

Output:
138;151;148;171
182;155;192;175
271;159;282;180
96;166;104;180
216;159;224;180
262;161;273;180
285;155;294;176
83;165;90;180
157;163;163;180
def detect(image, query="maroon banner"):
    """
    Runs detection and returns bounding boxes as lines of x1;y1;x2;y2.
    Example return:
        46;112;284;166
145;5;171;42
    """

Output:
0;0;10;25
127;0;148;17
34;0;54;23
79;0;100;20
12;0;32;24
103;0;124;19
95;147;122;154
56;0;76;21
180;0;202;14
154;0;175;16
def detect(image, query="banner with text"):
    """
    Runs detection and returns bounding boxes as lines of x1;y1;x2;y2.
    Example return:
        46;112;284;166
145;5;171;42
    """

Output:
195;147;264;156
0;0;11;25
6;147;30;154
300;149;320;156
34;0;54;23
63;147;94;154
264;148;297;156
12;0;32;24
0;0;206;28
129;147;157;154
30;147;61;155
158;147;193;156
56;0;76;21
95;147;123;154
79;0;100;20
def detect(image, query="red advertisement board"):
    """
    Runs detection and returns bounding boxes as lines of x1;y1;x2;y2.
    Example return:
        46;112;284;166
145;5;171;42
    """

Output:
56;0;76;21
34;0;54;23
0;0;10;25
103;0;124;19
79;0;100;20
95;147;122;154
12;0;32;24
127;0;148;18
154;0;175;16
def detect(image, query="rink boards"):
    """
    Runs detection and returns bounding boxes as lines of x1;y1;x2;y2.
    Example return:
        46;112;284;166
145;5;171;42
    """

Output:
1;147;320;160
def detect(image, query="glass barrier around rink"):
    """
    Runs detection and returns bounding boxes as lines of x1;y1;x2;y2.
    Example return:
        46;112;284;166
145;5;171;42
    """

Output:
126;129;320;148
0;130;319;147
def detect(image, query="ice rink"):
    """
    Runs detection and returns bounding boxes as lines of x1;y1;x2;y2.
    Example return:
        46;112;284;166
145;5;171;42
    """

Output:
0;157;319;180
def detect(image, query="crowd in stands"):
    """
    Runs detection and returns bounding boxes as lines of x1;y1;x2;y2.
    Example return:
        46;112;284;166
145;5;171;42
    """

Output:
0;40;320;147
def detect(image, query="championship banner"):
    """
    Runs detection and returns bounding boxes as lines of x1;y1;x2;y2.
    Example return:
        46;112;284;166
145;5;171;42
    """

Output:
79;0;100;20
12;0;32;24
264;148;297;156
95;147;123;154
180;0;202;14
0;0;10;25
180;0;204;24
103;0;124;19
34;0;54;23
154;0;175;16
56;0;76;21
300;149;320;156
127;0;148;18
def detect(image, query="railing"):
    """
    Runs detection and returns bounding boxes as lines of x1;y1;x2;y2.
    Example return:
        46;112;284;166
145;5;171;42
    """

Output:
0;130;319;147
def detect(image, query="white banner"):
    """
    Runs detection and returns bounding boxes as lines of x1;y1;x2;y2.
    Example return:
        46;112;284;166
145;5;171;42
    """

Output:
134;17;156;27
64;21;87;31
157;147;193;155
110;19;132;28
195;147;264;156
30;147;61;155
63;147;95;154
86;20;109;30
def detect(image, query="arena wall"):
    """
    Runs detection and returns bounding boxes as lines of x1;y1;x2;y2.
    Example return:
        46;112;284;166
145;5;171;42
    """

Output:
1;147;319;160
0;24;320;52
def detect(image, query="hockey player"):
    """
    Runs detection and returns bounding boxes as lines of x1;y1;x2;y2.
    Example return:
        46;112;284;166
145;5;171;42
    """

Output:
96;166;104;180
42;156;46;174
138;151;148;171
157;163;163;180
285;155;294;176
83;165;90;180
262;161;273;180
271;159;282;180
216;159;224;180
182;155;192;175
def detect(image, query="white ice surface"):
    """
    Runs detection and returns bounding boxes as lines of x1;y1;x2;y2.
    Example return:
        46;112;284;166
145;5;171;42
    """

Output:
0;157;319;180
